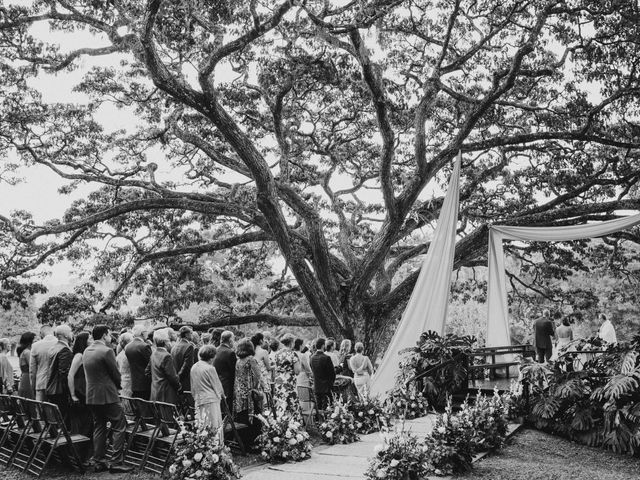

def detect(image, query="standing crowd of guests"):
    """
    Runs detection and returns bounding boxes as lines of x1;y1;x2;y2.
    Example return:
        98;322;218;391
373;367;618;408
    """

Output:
0;323;375;468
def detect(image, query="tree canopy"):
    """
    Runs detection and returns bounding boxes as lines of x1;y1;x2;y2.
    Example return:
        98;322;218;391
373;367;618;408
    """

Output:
1;0;640;354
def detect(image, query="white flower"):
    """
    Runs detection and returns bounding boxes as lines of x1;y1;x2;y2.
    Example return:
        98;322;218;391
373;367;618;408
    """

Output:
261;451;268;458
359;412;364;417
282;451;288;458
368;409;375;415
169;465;177;475
193;452;203;463
325;431;333;439
376;468;387;478
273;436;281;443
296;434;304;442
288;438;297;445
411;402;417;408
182;460;192;469
373;444;386;454
437;427;446;434
195;470;203;477
435;469;443;475
211;454;219;464
396;401;402;407
331;413;338;419
285;431;292;438
389;459;400;467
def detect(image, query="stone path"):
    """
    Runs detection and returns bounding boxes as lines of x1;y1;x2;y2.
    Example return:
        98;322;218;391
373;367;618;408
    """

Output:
241;415;436;480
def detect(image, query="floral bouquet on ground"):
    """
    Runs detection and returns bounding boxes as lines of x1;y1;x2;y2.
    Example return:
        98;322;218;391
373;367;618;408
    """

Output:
384;386;429;420
320;399;360;444
168;424;240;480
423;403;475;475
459;390;509;451
365;432;431;480
255;409;312;463
347;397;391;434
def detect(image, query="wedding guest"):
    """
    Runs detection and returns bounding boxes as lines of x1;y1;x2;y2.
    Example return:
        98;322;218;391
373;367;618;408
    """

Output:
534;309;555;363
17;332;36;398
310;337;335;411
268;338;280;364
598;314;617;344
556;318;574;348
294;338;313;410
147;328;181;404
190;345;224;442
325;339;340;368
125;325;152;399
68;331;93;436
233;339;263;446
350;342;374;399
29;324;57;401
116;332;133;397
251;333;273;390
83;325;131;473
172;326;195;393
213;331;236;412
211;328;224;348
46;325;74;422
0;338;14;394
338;339;354;377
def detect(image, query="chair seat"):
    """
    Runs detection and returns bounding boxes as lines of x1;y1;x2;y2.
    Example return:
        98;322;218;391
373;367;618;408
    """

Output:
41;434;90;444
154;434;178;444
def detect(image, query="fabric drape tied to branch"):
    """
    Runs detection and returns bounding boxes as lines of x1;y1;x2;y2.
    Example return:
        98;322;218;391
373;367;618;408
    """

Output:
486;213;640;347
370;154;461;397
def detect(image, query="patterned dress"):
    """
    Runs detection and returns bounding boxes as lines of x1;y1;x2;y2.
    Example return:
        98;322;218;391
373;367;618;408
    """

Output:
273;348;300;413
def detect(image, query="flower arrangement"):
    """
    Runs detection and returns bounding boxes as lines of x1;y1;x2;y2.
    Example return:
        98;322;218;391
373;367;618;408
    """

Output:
459;391;509;450
347;397;391;434
168;424;240;480
320;399;360;444
384;386;429;419
423;403;475;475
365;432;431;480
255;409;312;463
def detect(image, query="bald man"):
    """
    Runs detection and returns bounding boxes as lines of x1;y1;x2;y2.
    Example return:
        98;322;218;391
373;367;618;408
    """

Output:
46;325;74;424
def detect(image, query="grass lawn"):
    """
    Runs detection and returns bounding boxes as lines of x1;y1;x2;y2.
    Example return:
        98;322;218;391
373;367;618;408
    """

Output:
455;428;640;480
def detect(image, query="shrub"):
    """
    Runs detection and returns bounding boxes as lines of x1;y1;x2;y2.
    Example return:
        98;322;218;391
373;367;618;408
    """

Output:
348;397;391;434
384;386;429;419
168;424;240;480
320;399;360;444
398;331;476;408
365;432;432;480
520;335;640;455
255;409;312;463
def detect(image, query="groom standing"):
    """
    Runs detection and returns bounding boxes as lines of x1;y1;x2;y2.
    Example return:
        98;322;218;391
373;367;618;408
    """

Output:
534;309;556;363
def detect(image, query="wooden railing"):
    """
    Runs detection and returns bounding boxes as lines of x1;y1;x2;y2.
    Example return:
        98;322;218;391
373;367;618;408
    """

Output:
467;344;535;382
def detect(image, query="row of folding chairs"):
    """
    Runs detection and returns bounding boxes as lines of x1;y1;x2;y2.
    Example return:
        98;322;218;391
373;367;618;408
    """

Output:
0;395;87;478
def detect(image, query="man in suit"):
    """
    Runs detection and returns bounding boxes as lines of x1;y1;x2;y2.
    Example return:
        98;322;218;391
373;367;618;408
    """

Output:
83;324;132;473
213;330;236;412
29;324;57;401
172;326;195;393
310;337;336;411
534;309;556;363
125;324;152;399
45;324;74;423
147;328;181;404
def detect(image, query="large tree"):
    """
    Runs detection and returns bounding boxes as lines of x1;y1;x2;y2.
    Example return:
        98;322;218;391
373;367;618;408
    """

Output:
1;0;640;355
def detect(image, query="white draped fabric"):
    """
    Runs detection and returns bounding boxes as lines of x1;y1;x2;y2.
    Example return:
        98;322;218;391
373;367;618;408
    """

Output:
370;155;461;397
487;213;640;347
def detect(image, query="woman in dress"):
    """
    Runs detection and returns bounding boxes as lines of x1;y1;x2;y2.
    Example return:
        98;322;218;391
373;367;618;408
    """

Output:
190;344;225;442
251;332;273;392
17;332;36;398
67;331;93;435
116;332;134;397
338;339;353;377
0;338;14;394
234;339;263;445
349;342;374;399
147;328;181;404
293;338;313;410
